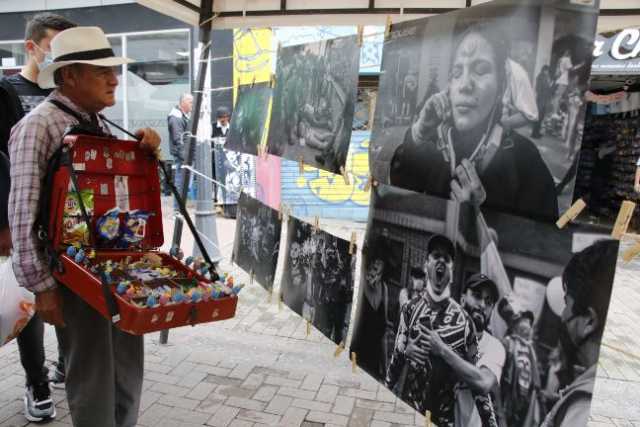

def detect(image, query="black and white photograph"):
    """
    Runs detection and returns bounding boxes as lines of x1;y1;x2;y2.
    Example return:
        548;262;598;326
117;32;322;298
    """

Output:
280;217;355;345
225;83;272;156
232;192;282;292
350;183;619;427
369;0;599;222
267;36;360;174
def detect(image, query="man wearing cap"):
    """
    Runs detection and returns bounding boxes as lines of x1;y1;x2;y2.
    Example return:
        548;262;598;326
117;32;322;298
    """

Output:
425;273;506;426
8;26;160;427
386;234;497;426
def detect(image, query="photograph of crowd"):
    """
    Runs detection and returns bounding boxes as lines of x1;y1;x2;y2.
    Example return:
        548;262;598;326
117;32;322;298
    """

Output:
268;36;360;174
369;0;599;222
350;183;618;427
232;192;282;292
280;217;355;345
225;83;272;156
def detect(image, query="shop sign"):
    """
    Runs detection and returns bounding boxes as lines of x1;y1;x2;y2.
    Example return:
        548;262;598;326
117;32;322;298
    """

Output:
592;28;640;75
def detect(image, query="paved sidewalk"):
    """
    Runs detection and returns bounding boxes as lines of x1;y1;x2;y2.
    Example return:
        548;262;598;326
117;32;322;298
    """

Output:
1;202;640;427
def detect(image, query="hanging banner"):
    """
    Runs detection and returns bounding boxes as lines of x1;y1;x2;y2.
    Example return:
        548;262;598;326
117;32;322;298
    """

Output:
592;28;640;75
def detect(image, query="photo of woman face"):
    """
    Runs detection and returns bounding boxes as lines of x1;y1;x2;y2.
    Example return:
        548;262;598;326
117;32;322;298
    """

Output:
449;31;501;134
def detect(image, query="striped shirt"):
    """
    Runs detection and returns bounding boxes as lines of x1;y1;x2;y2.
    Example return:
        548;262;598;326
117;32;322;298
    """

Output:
8;90;107;293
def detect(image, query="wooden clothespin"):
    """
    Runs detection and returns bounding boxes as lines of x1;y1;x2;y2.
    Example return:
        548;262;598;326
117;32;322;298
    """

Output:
356;25;364;47
306;319;311;336
270;73;276;88
278;202;284;220
612;200;636;240
556;198;586;229
363;175;373;193
340;165;350;185
251;76;256;88
298;155;305;175
384;15;393;40
350;352;357;373
425;411;431;427
349;232;357;255
623;239;640;263
313;216;320;232
236;76;241;89
334;341;345;358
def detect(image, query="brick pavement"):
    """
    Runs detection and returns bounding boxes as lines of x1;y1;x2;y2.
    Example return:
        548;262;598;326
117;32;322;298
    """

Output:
1;202;640;427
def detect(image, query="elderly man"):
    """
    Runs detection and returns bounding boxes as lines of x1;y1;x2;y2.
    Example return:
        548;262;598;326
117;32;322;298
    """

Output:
167;93;193;203
8;26;160;427
385;235;497;427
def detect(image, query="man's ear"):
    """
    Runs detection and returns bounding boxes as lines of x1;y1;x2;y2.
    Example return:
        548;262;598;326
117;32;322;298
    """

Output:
583;307;600;339
24;40;36;56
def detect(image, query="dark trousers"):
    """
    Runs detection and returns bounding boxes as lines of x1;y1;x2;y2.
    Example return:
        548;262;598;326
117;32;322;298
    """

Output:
17;313;65;386
315;302;348;344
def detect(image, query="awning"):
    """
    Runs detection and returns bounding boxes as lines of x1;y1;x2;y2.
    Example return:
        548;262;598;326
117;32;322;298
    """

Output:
138;0;640;32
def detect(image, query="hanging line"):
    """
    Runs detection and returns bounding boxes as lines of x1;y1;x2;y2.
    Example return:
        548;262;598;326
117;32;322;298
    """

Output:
180;164;243;195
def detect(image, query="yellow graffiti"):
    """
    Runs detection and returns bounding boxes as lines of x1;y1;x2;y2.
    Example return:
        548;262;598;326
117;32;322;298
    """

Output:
232;28;273;103
297;138;371;206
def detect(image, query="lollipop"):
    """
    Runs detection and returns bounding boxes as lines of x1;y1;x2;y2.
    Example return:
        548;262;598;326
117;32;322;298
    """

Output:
146;295;157;307
116;282;128;295
66;246;77;257
184;256;194;266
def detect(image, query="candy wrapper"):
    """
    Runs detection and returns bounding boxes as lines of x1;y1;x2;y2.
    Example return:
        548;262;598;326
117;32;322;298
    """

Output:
62;189;94;245
64;189;94;216
97;207;121;244
119;210;151;247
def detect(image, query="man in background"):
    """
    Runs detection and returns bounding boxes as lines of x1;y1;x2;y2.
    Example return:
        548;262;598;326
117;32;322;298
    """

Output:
167;93;193;206
0;12;76;422
211;106;231;204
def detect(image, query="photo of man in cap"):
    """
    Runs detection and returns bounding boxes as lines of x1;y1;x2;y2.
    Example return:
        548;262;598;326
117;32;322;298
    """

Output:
385;234;497;426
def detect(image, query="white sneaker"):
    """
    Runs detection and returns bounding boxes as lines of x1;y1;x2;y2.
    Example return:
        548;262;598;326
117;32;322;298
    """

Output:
24;382;56;422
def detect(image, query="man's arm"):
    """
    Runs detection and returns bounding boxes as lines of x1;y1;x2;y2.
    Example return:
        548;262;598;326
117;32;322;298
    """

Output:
168;115;184;160
8;117;58;294
424;329;497;394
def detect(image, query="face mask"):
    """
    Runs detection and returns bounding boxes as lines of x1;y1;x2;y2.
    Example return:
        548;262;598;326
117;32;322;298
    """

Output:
33;44;53;71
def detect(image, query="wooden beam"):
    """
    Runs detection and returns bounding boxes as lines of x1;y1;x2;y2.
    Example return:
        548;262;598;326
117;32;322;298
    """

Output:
172;0;200;14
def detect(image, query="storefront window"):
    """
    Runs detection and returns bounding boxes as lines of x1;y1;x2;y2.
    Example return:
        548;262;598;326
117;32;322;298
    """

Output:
125;31;190;154
0;41;25;73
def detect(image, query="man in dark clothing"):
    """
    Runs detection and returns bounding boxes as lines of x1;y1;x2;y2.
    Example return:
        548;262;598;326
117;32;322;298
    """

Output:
167;93;193;207
531;65;552;139
0;12;75;422
211;106;231;204
389;22;558;223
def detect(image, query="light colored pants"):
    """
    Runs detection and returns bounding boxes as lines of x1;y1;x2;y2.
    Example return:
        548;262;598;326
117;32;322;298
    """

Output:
59;286;144;427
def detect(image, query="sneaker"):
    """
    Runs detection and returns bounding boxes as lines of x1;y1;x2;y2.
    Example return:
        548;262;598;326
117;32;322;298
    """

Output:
24;382;56;422
49;363;66;389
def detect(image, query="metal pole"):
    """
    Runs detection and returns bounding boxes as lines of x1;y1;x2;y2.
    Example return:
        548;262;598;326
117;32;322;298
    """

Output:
193;134;222;261
161;0;214;345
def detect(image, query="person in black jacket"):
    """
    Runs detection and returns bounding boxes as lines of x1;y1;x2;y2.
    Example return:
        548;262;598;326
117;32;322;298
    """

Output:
211;106;231;204
0;13;76;422
167;93;193;206
389;21;558;222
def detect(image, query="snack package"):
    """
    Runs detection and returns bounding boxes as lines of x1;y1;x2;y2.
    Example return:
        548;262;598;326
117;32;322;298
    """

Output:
96;207;121;243
119;210;151;247
62;189;94;245
64;189;94;216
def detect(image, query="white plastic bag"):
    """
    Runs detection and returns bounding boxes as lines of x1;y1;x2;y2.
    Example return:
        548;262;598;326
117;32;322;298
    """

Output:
0;257;35;346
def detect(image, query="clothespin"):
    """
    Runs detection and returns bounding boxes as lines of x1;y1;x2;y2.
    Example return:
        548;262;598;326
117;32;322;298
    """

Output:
262;144;269;160
278;202;284;220
306;319;311;336
334;341;345;358
349;232;357;255
251;76;256;88
351;352;357;373
236;76;241;89
425;411;431;427
363;175;373;192
384;15;393;40
356;25;364;47
556;198;586;229
270;73;276;88
313;216;320;232
298;155;305;175
623;239;640;263
612;200;636;240
340;165;350;185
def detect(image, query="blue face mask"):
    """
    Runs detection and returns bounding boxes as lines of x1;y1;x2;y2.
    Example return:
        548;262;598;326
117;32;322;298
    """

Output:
33;44;53;71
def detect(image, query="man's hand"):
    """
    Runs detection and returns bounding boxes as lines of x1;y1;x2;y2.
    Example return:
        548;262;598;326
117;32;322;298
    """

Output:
135;128;161;152
411;91;451;143
422;328;448;358
405;329;430;365
451;159;486;208
35;288;65;327
0;227;11;256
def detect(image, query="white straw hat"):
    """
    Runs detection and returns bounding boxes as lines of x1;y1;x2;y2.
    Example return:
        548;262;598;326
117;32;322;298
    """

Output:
38;26;133;89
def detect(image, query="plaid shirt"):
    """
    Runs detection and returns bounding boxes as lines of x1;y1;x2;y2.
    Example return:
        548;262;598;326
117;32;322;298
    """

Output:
8;90;107;293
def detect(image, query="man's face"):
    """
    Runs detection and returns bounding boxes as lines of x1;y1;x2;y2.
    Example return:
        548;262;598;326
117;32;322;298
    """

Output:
219;114;230;126
462;286;495;331
514;317;532;340
449;32;500;133
181;96;193;114
411;277;425;293
26;29;57;64
64;64;119;112
366;259;383;285
425;248;452;295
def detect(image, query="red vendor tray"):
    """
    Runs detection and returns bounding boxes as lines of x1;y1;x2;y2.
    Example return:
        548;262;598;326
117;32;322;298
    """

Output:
49;134;237;335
